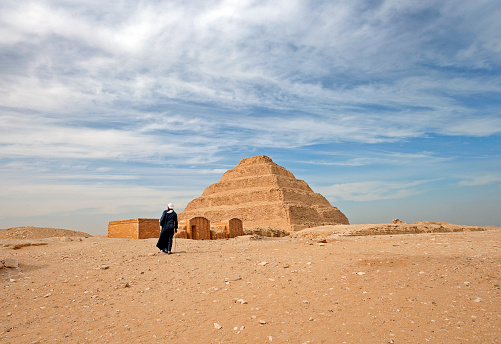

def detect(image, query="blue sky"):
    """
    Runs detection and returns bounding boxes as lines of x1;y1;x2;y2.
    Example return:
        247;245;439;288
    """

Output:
1;0;500;235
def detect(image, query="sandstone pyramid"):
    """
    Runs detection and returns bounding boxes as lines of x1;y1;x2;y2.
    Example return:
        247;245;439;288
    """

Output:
179;155;349;231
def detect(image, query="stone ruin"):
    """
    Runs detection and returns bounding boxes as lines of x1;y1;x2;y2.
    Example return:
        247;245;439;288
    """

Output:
176;217;243;240
179;155;349;231
107;217;243;240
108;218;160;239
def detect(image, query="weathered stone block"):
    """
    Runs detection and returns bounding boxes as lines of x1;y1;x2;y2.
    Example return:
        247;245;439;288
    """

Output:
210;228;228;239
174;229;188;239
108;218;160;239
4;258;19;268
212;218;243;238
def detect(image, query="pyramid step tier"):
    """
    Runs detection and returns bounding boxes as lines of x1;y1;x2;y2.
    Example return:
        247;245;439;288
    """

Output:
202;174;312;196
190;187;332;209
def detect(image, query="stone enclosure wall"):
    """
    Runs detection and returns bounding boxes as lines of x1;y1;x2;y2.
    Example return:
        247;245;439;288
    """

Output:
177;217;243;240
108;218;160;239
108;217;242;240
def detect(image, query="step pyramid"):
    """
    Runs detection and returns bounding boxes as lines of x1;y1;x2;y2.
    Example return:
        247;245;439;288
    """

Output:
179;155;349;231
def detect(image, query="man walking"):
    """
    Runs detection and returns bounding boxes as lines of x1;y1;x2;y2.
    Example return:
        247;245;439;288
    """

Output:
157;203;178;254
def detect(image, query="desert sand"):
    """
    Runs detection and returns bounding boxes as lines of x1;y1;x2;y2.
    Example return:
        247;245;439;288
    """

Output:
1;224;500;343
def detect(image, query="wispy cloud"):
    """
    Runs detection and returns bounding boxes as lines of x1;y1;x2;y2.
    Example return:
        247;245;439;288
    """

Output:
319;180;432;202
298;151;451;167
459;175;501;187
0;181;166;218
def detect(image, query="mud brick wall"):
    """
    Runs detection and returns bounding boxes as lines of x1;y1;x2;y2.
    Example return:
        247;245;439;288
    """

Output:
108;218;160;239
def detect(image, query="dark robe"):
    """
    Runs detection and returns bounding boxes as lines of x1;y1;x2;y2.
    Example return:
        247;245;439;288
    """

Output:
156;209;178;252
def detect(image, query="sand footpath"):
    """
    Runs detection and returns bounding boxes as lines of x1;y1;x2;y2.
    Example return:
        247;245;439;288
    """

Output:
1;225;500;343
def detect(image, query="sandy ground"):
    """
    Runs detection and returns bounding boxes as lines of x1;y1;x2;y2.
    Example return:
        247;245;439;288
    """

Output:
1;226;500;343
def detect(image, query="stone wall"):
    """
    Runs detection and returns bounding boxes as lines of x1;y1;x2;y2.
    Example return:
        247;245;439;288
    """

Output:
212;218;243;238
108;218;160;239
176;217;244;240
187;217;211;240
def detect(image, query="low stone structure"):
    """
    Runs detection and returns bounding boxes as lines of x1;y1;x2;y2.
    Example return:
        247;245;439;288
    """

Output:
210;228;229;240
177;217;243;240
189;217;211;240
108;216;242;241
212;218;243;238
108;218;160;239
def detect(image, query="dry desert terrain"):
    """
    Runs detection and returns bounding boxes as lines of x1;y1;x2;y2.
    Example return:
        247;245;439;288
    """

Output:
1;224;500;343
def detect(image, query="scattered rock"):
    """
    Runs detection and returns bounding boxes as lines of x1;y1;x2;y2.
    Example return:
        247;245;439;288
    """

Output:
100;265;109;270
356;272;366;275
259;319;267;325
231;275;242;281
244;227;290;238
13;243;32;249
232;298;248;304
59;237;73;242
4;258;19;268
214;323;223;329
258;261;268;266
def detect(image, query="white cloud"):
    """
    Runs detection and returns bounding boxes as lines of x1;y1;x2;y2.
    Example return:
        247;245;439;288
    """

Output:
459;175;501;187
442;117;501;137
319;180;430;201
2;0;500;140
299;151;451;167
0;113;225;162
0;181;166;218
